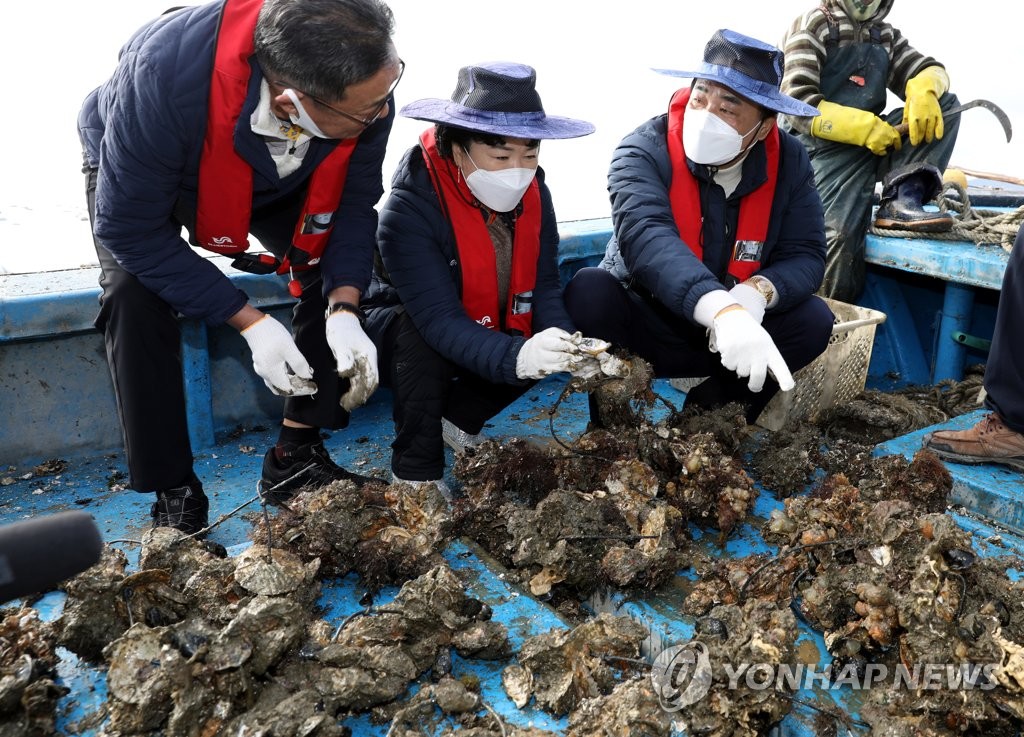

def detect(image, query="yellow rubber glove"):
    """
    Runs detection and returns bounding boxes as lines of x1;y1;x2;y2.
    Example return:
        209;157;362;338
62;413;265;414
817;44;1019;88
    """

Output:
903;66;949;145
811;100;901;156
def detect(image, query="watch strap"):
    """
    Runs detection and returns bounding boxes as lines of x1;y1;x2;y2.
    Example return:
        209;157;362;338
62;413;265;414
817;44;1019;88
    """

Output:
746;276;776;307
325;301;367;328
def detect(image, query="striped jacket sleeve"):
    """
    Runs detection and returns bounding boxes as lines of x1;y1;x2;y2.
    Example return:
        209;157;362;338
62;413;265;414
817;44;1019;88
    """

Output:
779;6;943;135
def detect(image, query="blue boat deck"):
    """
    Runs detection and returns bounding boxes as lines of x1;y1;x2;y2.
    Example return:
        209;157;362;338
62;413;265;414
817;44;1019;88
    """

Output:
1;375;586;734
4;214;1024;735
876;409;1024;541
5;376;1024;735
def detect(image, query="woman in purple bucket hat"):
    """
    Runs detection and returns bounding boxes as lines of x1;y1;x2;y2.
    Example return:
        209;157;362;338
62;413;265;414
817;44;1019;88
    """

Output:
362;61;612;496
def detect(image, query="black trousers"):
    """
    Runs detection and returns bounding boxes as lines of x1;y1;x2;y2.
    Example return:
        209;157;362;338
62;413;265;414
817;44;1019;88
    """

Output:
564;267;835;423
85;164;348;492
985;227;1024;434
375;310;532;480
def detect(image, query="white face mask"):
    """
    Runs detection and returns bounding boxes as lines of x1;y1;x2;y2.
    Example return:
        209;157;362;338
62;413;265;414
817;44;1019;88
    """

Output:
683;108;762;167
842;0;883;21
461;147;537;212
282;88;331;139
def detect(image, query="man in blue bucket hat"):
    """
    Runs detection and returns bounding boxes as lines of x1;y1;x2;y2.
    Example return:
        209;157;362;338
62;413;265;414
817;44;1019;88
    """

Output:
565;29;836;427
362;62;610;494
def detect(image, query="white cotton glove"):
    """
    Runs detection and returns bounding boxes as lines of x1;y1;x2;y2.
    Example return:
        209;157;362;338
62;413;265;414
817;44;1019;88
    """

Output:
240;315;318;396
728;282;767;325
708;309;795;393
515;327;579;380
325;310;379;411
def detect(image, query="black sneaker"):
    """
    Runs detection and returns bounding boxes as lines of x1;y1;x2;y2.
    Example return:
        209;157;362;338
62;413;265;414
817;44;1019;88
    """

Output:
259;441;378;505
152;481;210;536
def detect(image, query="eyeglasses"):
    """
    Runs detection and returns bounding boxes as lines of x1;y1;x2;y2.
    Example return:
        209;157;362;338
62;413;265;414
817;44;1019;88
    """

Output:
281;59;405;129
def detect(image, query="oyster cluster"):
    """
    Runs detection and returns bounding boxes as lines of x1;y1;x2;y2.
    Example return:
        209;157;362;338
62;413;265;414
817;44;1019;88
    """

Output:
13;478;506;736
671;599;799;737
6;356;1017;736
501;613;647;715
453;362;762;608
250;476;453;591
0;607;66;736
758;452;1024;733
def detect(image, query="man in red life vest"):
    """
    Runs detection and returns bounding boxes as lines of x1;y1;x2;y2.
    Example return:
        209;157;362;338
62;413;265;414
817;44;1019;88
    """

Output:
363;62;610;493
78;0;400;534
565;29;836;427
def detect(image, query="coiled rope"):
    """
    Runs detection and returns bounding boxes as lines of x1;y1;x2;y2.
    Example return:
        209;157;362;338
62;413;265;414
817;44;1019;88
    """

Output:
868;182;1023;252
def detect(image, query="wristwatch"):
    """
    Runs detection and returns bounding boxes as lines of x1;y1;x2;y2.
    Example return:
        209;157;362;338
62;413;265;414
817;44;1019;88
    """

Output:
325;301;367;328
745;276;776;307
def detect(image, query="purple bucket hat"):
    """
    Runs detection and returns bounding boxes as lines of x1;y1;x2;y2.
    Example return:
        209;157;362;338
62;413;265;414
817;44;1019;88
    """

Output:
399;61;595;139
654;29;819;118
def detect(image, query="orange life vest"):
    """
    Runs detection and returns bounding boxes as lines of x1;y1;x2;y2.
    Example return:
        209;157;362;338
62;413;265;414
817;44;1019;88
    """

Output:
419;128;541;337
666;87;779;283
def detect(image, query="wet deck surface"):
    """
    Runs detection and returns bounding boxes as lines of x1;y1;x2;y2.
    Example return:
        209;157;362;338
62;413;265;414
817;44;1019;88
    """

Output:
4;378;1024;735
2;376;594;735
877;409;1024;539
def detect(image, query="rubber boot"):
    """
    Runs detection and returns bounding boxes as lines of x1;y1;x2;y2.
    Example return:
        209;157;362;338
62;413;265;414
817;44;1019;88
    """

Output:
873;162;953;233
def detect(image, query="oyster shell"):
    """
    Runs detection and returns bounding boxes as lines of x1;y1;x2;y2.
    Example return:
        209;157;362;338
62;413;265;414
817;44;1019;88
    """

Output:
233;545;319;596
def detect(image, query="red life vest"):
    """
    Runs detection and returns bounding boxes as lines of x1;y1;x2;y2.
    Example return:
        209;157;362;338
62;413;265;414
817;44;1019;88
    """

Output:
418;128;542;338
666;87;779;283
195;0;356;275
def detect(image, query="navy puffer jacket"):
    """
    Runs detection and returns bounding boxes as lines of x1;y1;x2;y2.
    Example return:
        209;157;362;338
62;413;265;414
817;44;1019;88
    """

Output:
77;1;392;325
600;112;826;321
365;143;575;385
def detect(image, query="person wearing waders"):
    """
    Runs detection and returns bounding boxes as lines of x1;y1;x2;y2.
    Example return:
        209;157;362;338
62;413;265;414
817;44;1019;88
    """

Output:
779;0;961;302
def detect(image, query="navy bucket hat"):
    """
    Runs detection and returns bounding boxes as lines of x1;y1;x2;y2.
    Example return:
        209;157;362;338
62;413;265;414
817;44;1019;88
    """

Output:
399;61;595;139
654;29;819;118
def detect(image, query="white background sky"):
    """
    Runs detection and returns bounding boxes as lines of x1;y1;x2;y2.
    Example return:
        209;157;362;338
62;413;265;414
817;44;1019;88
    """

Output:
1;0;1019;274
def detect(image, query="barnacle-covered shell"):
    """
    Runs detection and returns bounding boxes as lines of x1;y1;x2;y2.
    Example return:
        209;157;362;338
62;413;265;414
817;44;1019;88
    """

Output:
233;545;318;596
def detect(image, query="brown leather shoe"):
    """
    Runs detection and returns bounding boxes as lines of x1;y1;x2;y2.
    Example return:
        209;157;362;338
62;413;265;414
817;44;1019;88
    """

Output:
923;413;1024;471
